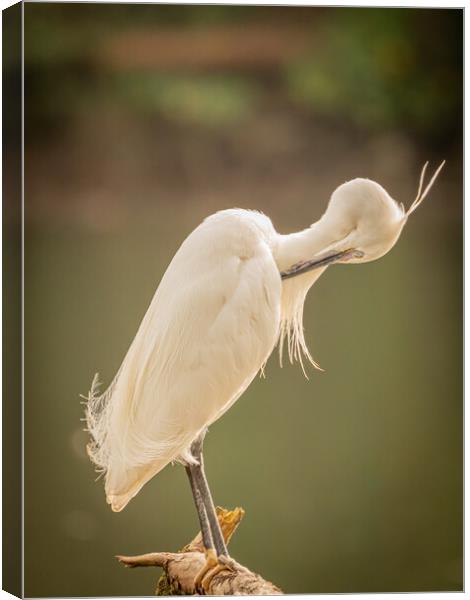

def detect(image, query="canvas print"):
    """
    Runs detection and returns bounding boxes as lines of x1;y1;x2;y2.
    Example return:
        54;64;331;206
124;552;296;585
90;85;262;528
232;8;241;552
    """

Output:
3;2;463;597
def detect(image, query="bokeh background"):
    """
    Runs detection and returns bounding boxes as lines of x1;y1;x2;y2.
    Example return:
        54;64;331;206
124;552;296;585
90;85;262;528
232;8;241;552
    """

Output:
18;4;462;596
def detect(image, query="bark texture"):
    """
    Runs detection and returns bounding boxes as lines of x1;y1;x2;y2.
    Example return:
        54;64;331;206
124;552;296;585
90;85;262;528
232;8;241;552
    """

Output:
117;507;282;595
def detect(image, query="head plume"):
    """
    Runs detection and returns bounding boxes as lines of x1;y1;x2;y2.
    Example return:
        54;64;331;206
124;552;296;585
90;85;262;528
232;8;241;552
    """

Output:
405;160;446;218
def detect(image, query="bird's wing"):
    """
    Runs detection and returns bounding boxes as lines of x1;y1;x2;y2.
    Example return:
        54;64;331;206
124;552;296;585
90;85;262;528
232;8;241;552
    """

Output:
86;210;281;510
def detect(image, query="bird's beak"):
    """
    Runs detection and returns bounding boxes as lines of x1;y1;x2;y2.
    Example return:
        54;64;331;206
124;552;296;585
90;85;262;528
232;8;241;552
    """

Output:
280;248;364;280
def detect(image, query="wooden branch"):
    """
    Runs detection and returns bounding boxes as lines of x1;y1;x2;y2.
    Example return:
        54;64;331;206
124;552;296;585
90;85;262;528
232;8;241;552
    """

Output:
117;507;282;595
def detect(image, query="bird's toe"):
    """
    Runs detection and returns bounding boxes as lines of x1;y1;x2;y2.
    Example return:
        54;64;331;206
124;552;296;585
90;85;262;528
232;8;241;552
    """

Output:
194;549;218;594
202;555;238;593
195;552;236;594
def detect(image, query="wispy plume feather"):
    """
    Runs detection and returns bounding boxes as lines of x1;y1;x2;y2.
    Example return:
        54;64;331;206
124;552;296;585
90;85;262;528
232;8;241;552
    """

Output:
406;160;446;217
278;276;323;378
83;371;119;473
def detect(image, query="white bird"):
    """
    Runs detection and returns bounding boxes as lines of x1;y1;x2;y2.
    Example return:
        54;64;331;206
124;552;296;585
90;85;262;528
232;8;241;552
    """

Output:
85;161;444;579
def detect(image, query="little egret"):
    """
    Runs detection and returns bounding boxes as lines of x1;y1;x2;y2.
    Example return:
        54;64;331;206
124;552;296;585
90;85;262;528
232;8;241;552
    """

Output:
85;162;444;582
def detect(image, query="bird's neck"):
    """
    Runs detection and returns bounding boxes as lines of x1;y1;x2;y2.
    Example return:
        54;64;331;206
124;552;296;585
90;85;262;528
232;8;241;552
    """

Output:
274;222;334;272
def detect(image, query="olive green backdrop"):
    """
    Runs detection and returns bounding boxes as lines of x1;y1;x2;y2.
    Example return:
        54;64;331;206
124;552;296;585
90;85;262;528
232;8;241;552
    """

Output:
20;4;462;596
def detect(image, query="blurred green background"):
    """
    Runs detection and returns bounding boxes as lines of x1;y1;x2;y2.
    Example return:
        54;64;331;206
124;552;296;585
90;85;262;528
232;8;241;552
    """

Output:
18;4;462;596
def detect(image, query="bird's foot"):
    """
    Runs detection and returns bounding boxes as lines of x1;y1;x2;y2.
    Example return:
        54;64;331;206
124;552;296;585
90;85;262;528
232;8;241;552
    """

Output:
194;549;218;593
194;551;236;594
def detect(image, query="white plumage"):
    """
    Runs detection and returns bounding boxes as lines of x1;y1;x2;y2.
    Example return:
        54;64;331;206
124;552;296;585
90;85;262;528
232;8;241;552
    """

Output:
85;163;444;513
87;210;282;511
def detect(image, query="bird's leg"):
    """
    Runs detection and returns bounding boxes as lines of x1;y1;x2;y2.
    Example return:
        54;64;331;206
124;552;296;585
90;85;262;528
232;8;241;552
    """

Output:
187;435;236;593
185;466;218;592
192;461;230;558
185;465;216;555
189;435;229;558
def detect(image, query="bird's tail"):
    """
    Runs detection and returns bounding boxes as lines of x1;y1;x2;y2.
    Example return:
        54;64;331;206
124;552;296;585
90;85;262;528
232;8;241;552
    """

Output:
105;460;167;512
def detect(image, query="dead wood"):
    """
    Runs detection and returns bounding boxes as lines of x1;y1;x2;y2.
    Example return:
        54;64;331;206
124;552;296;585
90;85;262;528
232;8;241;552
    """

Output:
117;507;282;595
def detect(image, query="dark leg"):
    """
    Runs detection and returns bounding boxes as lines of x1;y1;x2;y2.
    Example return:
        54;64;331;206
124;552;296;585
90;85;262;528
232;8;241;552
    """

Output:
185;466;214;553
186;464;220;593
189;435;229;558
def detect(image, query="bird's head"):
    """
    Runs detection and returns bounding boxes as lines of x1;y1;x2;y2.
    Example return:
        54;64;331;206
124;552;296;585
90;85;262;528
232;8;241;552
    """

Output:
280;162;445;280
319;177;407;264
